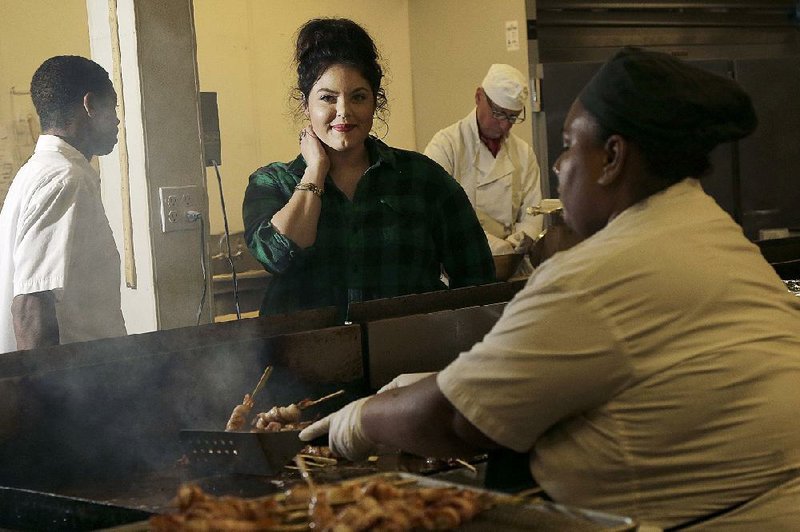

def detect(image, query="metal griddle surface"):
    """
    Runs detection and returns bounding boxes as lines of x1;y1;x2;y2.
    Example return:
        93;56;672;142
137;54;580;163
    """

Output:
0;486;153;531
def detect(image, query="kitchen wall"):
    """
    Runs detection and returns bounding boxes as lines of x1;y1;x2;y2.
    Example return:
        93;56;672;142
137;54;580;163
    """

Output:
408;0;532;153
193;0;531;236
193;0;417;236
0;0;531;235
0;0;91;205
0;0;531;331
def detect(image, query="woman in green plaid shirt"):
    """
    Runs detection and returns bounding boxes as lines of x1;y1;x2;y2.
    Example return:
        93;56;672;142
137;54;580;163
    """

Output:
243;18;495;320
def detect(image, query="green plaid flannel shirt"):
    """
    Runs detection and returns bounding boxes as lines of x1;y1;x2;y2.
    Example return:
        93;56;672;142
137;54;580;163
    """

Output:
243;137;495;319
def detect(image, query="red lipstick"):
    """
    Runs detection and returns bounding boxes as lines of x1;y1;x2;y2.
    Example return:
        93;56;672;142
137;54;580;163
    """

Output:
332;124;356;132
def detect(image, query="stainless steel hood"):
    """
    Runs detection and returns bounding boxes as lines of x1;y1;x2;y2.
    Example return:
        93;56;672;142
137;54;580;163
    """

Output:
527;0;800;244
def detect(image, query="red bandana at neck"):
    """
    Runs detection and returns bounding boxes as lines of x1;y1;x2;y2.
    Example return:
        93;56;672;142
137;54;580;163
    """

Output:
480;134;502;157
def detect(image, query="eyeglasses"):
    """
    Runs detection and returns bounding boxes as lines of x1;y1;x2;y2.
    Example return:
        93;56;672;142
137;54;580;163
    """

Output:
486;95;526;124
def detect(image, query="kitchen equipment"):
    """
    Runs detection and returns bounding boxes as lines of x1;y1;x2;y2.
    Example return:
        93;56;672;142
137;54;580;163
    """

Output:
526;198;563;216
180;429;307;476
784;280;800;297
0;486;152;531
493;253;525;281
0;286;522;523
365;302;506;390
347;280;524;323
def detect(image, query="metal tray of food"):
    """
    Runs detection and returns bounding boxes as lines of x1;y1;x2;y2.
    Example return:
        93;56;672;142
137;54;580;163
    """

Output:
144;471;637;531
414;474;637;532
179;429;306;476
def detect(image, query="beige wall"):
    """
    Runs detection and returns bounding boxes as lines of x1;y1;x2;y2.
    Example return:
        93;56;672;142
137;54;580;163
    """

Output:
0;1;536;329
0;0;90;204
0;1;532;235
193;0;416;235
193;0;532;236
408;0;532;151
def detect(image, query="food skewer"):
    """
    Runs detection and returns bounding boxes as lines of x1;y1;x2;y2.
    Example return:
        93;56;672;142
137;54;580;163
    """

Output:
297;389;345;409
294;455;317;491
454;458;478;474
253;389;346;431
297;454;337;465
251;365;273;399
225;365;273;432
151;474;495;530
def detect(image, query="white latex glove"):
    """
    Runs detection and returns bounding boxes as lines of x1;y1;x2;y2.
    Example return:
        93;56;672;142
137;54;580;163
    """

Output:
298;396;375;461
486;233;514;254
507;230;533;254
377;372;436;394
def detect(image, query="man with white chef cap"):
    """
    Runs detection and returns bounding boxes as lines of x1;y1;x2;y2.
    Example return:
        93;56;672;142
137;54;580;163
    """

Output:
424;64;542;258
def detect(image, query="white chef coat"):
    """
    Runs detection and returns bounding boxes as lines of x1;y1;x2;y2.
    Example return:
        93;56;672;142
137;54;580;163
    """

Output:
0;135;126;354
424;109;542;254
438;178;800;528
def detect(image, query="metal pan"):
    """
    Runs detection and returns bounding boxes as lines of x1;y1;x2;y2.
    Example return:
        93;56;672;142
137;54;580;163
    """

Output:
180;429;306;476
388;473;638;532
0;486;153;531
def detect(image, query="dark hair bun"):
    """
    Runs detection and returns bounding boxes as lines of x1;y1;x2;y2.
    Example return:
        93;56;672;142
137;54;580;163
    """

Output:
294;17;386;112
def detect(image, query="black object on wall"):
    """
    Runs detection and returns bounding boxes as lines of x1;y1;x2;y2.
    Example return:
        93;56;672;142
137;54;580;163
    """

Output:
199;91;222;166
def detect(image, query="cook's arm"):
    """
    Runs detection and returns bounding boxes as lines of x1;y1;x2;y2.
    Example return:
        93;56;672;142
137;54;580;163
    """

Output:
12;291;59;350
362;375;501;458
514;146;544;240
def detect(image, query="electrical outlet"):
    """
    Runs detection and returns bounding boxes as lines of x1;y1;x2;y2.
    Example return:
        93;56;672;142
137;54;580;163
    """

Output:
505;20;519;52
159;185;202;232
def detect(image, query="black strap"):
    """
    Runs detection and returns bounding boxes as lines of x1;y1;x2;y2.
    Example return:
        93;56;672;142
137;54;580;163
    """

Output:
664;496;754;531
665;471;800;531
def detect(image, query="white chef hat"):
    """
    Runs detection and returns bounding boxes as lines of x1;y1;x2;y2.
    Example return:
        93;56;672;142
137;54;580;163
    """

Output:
481;64;529;111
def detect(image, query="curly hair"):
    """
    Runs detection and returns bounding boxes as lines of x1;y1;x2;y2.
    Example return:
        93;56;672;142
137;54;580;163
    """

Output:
292;18;388;131
30;56;113;130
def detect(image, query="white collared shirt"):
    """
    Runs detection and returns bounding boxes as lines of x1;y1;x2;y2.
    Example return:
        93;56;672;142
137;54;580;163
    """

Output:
424;108;543;247
0;135;126;353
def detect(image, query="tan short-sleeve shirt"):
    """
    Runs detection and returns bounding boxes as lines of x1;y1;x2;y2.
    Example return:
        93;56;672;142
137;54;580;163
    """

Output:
438;179;800;528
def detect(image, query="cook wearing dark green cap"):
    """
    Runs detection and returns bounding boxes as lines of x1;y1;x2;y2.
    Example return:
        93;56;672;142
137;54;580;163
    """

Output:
300;47;800;530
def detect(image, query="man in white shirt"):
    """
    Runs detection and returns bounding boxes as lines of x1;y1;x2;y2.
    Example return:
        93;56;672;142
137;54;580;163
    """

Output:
0;56;126;354
424;64;542;256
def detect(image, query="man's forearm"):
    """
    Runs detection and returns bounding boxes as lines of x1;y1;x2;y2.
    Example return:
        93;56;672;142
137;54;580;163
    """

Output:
361;375;500;458
11;292;59;350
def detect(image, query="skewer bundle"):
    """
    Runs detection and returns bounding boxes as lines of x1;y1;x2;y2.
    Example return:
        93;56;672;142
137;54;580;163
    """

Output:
252;390;345;432
225;366;273;432
149;474;495;531
224;365;345;433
